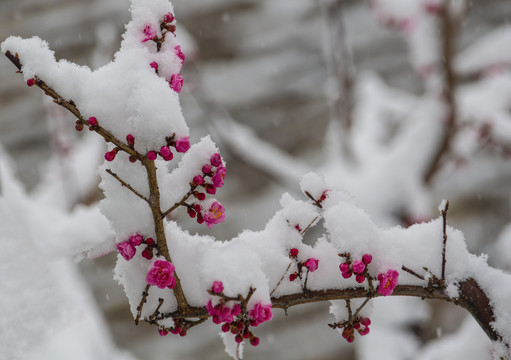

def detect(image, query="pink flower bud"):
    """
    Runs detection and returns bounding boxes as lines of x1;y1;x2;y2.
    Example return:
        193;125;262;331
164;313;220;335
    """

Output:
88;117;98;126
147;151;157;161
250;337;260;346
304;258;319;272
232;304;242;316
129;156;137;163
339;262;350;273
146;237;155;245
187;208;196;218
195;192;206;201
142;248;153;260
142;24;157;42
360;317;371;326
352;260;365;274
289;248;299;257
221;323;230;332
126;134;135;145
235;334;243;343
150;61;158;71
116;241;136;261
211;281;224;294
193;175;204;186
174;45;185;64
170;73;184;93
355;274;366;283
341;270;352;279
202;164;212;174
164;13;175;23
158;328;168;336
205;184;216;195
362;254;372;264
129;234;143;246
160;146;171;158
105;149;117;162
289;273;297;281
175;137;190;153
210;153;222;167
27;78;35;87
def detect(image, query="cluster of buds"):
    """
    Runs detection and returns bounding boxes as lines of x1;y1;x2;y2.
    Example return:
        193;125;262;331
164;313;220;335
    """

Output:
75;116;99;132
190;153;226;196
331;316;372;343
186;201;226;228
141;12;185;93
288;248;320;282
207;282;272;346
339;253;373;283
158;318;187;337
116;233;156;261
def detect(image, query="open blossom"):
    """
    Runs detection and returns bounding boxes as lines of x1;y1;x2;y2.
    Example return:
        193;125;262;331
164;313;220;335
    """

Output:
174;45;185;64
377;269;399;296
203;201;226;228
146;260;176;289
212;166;226;188
304;258;319;272
175;137;190;153
117;241;136;261
142;24;157;42
249;302;273;326
170;73;184;93
206;300;234;324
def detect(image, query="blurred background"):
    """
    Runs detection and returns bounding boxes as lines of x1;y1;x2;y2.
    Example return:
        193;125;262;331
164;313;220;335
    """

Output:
1;0;511;359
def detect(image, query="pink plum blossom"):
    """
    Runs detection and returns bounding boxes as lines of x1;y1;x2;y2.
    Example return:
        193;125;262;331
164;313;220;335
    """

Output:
212;166;226;188
377;269;399;296
146;260;176;289
203;201;225;228
174;45;185;64
147;151;157;161
304;258;319;272
206;300;234;324
164;13;175;23
210;153;222;167
129;233;143;246
142;25;157;42
249;302;273;326
193;175;204;186
362;254;372;264
88;117;98;126
169;73;184;93
175;137;190;153
117;241;136;261
211;281;224;294
352;260;365;274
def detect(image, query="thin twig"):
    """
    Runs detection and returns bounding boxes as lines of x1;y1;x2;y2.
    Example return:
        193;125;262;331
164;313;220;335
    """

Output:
162;188;195;218
402;265;425;281
352;296;372;320
135;284;151;325
270;262;293;297
105;169;149;204
149;298;165;321
300;216;319;236
304;191;322;208
345;299;352;319
303;269;311;292
441;201;450;281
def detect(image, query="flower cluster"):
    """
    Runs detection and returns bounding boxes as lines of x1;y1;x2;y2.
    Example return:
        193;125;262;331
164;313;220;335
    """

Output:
339;253;373;283
337;316;371;343
287;248;320;282
159;318;188;337
146;259;176;289
116;233;156;261
207;282;272;346
141;12;185;93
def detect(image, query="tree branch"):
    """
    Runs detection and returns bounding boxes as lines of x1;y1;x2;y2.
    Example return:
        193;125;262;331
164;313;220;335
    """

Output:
105;169;149;204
